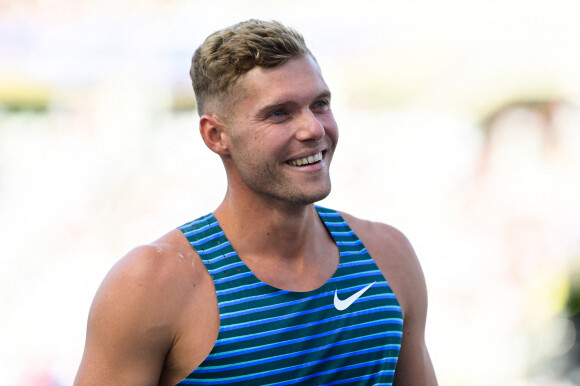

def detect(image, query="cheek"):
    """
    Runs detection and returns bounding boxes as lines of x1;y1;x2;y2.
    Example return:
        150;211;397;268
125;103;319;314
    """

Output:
323;117;339;144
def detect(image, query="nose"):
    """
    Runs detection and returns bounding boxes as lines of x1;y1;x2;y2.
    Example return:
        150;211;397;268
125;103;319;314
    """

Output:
295;109;325;142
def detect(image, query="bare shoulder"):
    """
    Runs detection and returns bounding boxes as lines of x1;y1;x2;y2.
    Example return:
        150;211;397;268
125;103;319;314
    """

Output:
337;211;427;318
338;211;414;253
104;229;203;297
75;228;215;385
94;229;205;320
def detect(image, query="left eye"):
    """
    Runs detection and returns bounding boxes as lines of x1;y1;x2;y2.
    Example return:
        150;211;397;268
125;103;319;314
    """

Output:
313;100;329;109
271;110;285;117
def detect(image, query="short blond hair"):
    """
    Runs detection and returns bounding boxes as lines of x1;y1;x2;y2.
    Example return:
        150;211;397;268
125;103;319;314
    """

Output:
190;19;312;115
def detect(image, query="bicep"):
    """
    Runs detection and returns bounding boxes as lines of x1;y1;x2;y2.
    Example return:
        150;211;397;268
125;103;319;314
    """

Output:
389;233;437;385
76;314;167;386
74;255;174;385
76;320;166;386
393;309;437;385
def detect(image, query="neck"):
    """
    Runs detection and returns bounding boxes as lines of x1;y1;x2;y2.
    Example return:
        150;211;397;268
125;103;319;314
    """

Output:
212;188;338;292
214;190;338;291
213;189;321;260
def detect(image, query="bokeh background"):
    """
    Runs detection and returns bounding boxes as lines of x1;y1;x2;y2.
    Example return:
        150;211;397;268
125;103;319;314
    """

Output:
2;1;580;385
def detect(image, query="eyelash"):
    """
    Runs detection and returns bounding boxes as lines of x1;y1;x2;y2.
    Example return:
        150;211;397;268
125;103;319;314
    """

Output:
271;110;286;118
268;100;330;121
313;100;331;111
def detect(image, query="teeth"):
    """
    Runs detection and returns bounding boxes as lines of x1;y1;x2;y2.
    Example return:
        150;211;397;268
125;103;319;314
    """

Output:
289;152;322;167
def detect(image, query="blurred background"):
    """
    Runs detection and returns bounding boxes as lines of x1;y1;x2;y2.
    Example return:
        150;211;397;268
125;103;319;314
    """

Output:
1;0;580;384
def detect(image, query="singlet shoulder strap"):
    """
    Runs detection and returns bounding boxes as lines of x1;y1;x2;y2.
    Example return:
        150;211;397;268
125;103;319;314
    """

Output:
315;205;365;252
178;213;242;283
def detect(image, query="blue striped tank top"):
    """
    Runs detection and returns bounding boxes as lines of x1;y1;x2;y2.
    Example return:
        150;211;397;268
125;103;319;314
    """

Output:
176;206;403;385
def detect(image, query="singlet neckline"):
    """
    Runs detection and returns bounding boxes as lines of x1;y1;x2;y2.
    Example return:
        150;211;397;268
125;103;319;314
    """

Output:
204;206;349;295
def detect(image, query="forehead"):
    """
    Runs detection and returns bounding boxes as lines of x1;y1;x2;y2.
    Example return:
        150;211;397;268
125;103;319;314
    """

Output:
234;55;329;111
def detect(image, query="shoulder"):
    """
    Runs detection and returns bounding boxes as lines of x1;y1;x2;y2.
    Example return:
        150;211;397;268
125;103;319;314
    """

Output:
87;230;202;340
338;210;417;272
99;230;199;296
91;229;208;328
338;210;427;319
76;228;215;384
338;211;413;255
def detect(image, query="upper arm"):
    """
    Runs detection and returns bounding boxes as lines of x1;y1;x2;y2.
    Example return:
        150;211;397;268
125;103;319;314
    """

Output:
341;213;437;385
385;229;437;386
74;246;181;386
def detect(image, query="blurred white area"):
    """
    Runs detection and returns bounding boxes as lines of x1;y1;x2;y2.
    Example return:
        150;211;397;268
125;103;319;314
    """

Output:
2;1;580;385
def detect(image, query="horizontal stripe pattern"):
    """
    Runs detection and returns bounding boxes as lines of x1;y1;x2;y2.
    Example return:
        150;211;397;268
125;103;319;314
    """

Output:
177;206;403;385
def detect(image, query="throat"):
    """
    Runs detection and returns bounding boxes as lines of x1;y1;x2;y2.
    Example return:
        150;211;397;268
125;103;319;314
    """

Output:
239;232;340;292
245;251;339;292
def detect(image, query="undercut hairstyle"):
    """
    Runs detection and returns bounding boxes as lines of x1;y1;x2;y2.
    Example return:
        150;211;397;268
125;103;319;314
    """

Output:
190;19;313;116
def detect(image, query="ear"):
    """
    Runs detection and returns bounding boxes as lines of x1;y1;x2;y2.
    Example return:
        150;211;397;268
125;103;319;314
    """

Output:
199;114;231;156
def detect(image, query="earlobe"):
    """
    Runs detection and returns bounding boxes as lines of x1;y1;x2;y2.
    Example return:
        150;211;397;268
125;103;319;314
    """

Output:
199;115;230;156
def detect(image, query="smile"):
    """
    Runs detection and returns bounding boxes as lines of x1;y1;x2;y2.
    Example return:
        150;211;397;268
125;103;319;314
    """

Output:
287;152;323;167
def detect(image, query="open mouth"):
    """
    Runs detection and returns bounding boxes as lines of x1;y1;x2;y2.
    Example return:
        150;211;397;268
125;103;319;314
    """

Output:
287;151;323;167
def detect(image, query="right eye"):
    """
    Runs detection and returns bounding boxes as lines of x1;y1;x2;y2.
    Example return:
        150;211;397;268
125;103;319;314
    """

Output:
267;109;291;123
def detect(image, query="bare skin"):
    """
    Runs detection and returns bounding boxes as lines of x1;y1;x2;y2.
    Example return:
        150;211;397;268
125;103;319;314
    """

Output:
75;55;437;385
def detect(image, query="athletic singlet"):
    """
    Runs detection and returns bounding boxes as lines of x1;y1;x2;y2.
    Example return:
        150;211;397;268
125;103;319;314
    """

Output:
176;206;403;385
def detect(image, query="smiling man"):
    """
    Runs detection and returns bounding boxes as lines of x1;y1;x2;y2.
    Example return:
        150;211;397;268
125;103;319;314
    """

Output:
75;19;437;385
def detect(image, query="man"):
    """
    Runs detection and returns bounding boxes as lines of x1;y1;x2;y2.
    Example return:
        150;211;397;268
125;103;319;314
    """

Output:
75;19;437;385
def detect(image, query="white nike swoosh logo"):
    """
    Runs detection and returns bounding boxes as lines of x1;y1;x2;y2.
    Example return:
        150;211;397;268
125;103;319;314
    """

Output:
333;281;376;311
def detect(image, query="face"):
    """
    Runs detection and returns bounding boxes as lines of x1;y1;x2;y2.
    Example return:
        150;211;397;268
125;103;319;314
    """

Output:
223;55;339;207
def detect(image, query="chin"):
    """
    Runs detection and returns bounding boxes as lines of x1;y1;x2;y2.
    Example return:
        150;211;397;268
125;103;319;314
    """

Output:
291;186;332;206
